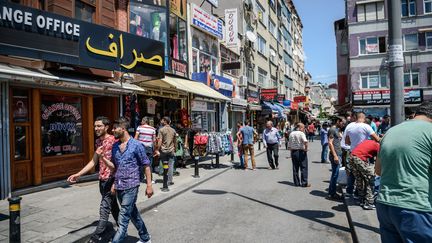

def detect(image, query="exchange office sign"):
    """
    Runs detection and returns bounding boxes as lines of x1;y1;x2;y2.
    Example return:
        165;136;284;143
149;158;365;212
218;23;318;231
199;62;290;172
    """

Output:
0;0;164;77
352;89;423;106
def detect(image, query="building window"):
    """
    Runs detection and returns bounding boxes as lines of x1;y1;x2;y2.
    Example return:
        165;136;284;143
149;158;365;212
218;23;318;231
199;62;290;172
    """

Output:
361;72;387;89
269;19;276;37
404;70;419;87
169;15;187;62
425;0;432;14
359;36;386;55
357;1;385;22
402;0;416;17
404;33;418;50
257;3;266;25
258;68;267;87
191;36;219;74
426;32;432;49
75;0;96;23
130;2;167;55
269;0;276;11
270;47;276;63
221;45;240;77
427;67;432;86
257;35;267;55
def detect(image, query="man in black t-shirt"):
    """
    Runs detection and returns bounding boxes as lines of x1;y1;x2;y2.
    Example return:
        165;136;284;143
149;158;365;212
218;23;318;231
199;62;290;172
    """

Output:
327;118;344;200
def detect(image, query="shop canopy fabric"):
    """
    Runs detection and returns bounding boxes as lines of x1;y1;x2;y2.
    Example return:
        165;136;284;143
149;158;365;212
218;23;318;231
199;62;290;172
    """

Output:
0;63;145;94
262;101;283;118
142;76;231;102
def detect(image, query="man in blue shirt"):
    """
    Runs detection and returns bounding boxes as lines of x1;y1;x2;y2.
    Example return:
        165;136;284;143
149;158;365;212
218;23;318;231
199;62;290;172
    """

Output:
240;120;257;170
320;123;329;163
263;121;281;169
106;117;153;243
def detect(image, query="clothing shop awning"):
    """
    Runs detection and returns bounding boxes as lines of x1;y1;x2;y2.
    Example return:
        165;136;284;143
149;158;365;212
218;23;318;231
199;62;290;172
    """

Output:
0;63;145;94
140;75;231;101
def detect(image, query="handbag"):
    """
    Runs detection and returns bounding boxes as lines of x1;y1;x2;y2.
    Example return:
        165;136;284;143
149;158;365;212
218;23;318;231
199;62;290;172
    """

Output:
183;148;191;160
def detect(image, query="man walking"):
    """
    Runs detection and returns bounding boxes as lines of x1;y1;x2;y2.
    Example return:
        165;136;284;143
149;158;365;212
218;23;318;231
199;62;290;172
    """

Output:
67;116;119;242
263;121;281;170
135;117;156;183
288;123;310;187
235;122;245;169
307;122;315;142
156;117;177;185
376;102;432;242
109;117;153;243
320;123;329;163
240;120;257;170
327;118;343;200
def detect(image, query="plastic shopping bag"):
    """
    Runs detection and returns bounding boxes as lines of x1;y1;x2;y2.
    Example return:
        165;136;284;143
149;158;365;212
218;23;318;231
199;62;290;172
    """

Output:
337;167;347;185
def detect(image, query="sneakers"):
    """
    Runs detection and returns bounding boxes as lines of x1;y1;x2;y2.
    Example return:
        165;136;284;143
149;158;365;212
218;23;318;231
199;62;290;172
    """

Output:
327;194;343;201
362;203;376;210
302;183;312;187
137;239;151;243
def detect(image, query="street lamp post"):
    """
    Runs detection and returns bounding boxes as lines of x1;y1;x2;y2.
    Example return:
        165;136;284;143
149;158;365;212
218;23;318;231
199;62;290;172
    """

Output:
387;0;405;125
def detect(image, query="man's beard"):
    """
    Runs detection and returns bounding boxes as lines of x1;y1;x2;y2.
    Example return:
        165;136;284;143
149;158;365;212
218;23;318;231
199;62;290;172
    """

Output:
113;131;123;139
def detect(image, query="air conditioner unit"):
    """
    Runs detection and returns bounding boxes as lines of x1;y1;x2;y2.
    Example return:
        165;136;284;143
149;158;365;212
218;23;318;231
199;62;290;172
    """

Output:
238;76;248;87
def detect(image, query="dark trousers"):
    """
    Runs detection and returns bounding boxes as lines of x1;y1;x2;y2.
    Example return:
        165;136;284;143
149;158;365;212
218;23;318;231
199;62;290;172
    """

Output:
376;203;432;243
291;150;308;186
92;177;120;239
266;143;279;169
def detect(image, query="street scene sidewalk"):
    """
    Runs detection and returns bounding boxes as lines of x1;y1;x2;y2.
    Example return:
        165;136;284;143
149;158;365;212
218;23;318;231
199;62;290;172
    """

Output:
0;144;266;242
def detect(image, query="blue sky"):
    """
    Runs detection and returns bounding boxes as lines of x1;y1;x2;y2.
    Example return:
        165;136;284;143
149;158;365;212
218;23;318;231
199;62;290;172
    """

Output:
293;0;345;84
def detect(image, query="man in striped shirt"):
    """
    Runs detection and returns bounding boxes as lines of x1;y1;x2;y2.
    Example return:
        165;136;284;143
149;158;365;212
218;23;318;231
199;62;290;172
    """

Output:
135;117;156;181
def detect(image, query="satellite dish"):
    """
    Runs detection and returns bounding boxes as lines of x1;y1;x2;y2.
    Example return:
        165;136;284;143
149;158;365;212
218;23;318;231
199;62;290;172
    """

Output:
270;49;276;57
246;31;257;43
292;50;298;56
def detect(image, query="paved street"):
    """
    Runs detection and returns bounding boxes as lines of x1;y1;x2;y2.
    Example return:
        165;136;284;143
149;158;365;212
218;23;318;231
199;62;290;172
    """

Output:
124;140;352;243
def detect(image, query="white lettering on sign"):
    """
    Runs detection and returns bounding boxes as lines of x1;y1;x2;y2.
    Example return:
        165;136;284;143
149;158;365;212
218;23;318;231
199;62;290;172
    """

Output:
0;5;80;37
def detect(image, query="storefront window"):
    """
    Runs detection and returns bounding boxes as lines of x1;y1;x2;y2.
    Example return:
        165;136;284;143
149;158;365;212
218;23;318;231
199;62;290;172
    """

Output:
41;95;83;156
130;2;167;55
14;126;28;161
192;33;219;74
169;15;187;62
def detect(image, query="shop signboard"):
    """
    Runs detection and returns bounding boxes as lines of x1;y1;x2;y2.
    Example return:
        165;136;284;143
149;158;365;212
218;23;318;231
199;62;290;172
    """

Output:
191;3;223;40
293;96;307;103
192;72;233;98
170;58;188;78
225;8;238;48
247;90;260;105
276;94;285;104
170;0;187;20
352;89;423;106
0;0;165;77
191;100;208;112
260;88;278;101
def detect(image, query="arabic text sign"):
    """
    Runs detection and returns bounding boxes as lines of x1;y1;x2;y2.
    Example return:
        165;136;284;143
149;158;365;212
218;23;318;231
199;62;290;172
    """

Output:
352;89;423;105
225;8;238;48
0;0;164;77
191;3;223;39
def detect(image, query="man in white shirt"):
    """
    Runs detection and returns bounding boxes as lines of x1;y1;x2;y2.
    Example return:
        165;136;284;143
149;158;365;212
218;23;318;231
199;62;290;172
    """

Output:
288;123;310;187
345;112;380;197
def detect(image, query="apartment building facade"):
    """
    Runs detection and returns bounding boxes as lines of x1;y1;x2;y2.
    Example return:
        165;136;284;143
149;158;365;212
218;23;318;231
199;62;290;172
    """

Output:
343;0;432;117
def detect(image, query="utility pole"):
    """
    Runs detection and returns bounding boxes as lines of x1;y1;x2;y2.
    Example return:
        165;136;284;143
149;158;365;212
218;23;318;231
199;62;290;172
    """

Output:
387;0;405;125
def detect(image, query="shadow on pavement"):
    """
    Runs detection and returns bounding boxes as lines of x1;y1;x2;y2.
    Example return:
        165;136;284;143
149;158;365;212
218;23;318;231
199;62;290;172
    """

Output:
278;181;298;187
332;204;347;212
309;190;328;198
192;189;228;195
0;213;8;221
230;192;351;233
312;161;324;164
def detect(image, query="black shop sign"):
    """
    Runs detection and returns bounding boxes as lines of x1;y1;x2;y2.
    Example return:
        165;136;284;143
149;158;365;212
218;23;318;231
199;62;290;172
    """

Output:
0;0;164;77
352;89;423;106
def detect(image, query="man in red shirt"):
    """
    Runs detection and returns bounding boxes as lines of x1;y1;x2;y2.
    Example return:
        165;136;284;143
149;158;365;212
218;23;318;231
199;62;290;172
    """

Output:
307;123;315;142
351;139;380;210
67;116;119;242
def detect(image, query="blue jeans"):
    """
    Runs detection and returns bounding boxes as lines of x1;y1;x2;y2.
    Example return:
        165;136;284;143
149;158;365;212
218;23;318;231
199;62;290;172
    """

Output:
112;187;150;243
328;155;341;196
376;203;432;243
321;143;329;163
239;154;244;168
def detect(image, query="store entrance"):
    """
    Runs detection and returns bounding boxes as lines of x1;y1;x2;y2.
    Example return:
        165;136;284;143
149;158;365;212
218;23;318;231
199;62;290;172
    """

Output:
10;88;33;189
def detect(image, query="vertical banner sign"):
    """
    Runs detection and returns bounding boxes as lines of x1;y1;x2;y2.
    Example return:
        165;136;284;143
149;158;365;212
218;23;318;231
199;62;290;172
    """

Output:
170;0;187;20
225;9;238;48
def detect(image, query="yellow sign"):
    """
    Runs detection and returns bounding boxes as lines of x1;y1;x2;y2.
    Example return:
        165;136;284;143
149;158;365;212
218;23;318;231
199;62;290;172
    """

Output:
85;33;163;69
9;204;20;212
170;0;187;20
